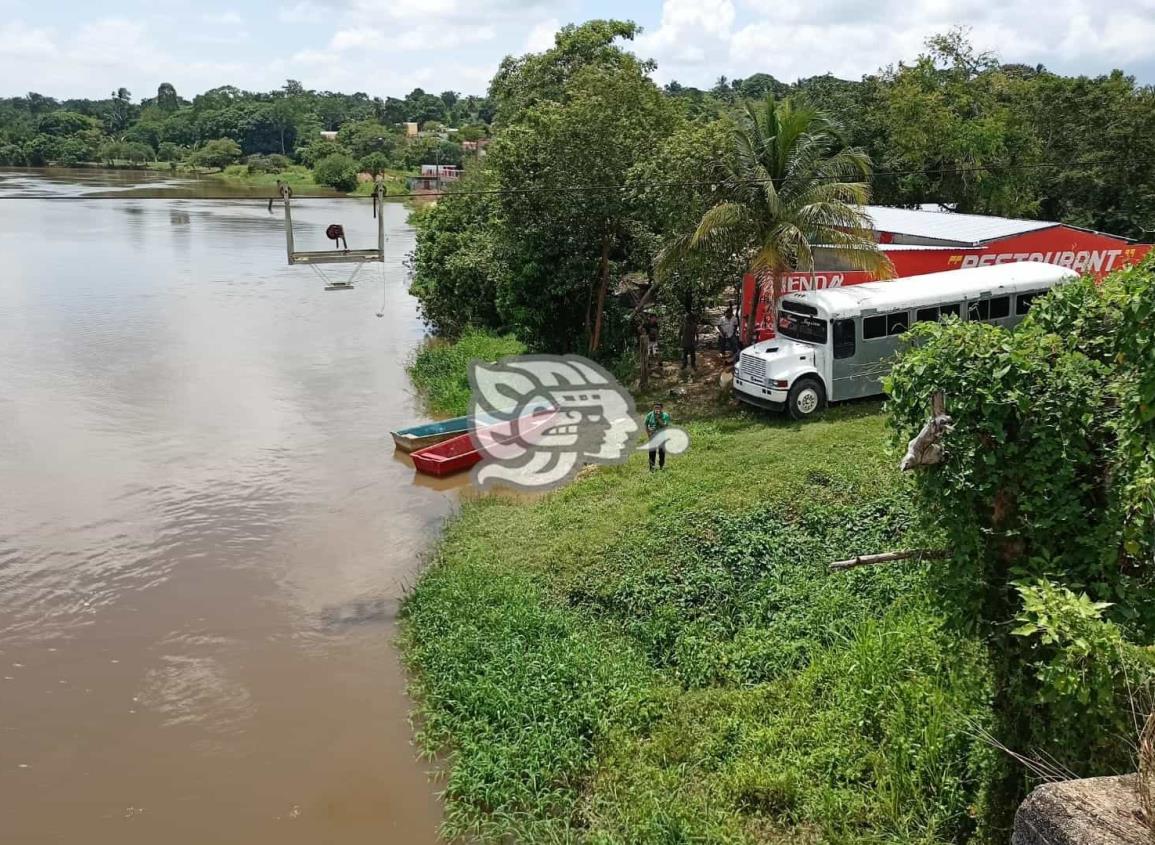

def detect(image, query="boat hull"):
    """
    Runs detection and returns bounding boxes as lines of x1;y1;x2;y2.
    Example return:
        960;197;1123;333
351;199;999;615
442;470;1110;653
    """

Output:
410;409;558;477
389;415;471;453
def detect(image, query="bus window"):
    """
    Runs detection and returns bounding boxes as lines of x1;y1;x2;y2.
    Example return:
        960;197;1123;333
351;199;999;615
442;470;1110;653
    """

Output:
1016;292;1038;315
887;312;909;335
863;315;886;339
940;303;961;319
777;312;828;344
833;319;856;359
989;296;1010;319
968;299;990;321
915;307;938;322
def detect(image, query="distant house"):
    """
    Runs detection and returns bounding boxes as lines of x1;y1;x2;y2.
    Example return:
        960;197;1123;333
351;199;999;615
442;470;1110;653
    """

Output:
319;130;338;141
404;122;419;137
461;138;491;154
409;164;462;192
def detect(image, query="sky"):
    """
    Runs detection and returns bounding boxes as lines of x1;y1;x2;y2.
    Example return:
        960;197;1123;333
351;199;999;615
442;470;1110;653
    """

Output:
3;0;1155;101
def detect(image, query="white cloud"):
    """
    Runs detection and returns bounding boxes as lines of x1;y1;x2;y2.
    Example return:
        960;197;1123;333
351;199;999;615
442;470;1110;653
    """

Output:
5;0;1155;102
524;18;560;53
0;17;252;99
636;0;1155;86
279;2;332;24
201;11;244;26
636;0;735;73
0;21;56;58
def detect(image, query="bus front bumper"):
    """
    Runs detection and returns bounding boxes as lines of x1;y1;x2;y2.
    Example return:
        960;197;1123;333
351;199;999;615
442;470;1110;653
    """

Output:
733;378;787;412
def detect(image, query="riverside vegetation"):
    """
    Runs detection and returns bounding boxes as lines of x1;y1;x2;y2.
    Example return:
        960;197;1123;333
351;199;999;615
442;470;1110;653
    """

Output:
396;22;1155;844
400;260;1155;843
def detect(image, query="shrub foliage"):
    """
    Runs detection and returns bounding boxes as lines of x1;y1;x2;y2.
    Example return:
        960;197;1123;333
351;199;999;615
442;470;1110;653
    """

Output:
886;260;1155;823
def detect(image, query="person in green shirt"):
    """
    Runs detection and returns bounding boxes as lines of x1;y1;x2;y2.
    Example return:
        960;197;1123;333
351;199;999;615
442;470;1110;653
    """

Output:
644;402;671;471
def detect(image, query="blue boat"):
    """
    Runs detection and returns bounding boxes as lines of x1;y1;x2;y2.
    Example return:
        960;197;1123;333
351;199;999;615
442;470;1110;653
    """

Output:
390;415;473;453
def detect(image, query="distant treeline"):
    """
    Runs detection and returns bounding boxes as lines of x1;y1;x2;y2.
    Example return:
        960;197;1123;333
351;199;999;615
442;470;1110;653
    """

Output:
0;82;493;175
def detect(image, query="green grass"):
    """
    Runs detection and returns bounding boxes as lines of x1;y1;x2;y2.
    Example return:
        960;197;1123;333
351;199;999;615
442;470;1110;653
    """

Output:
208;164;413;196
406;329;526;417
211;163;319;188
401;400;998;843
351;168;413;196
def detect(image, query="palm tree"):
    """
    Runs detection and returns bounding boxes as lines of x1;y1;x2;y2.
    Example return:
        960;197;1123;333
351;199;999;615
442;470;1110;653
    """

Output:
663;96;894;344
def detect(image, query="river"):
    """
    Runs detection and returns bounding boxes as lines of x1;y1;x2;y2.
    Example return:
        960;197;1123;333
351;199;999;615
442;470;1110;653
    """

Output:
0;169;455;843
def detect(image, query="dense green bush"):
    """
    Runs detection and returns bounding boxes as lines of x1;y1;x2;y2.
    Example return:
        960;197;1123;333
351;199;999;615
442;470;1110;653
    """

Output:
312;152;359;192
406;329;525;416
244;153;291;174
887;260;1155;829
187;137;240;170
296;139;348;167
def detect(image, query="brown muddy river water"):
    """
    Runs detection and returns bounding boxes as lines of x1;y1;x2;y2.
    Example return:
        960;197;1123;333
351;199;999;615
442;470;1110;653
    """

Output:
0;170;456;843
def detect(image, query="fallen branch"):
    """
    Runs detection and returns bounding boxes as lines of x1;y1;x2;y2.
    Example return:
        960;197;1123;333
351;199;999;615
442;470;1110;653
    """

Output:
828;548;950;572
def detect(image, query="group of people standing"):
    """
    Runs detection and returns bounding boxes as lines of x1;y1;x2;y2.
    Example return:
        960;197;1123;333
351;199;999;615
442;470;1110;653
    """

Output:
644;306;742;373
638;305;742;473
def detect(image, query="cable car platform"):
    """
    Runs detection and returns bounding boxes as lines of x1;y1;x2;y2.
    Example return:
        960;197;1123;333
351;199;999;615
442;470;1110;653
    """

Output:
289;249;384;265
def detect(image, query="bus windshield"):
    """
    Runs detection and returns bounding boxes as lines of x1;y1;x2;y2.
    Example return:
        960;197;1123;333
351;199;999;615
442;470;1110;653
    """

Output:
777;311;828;344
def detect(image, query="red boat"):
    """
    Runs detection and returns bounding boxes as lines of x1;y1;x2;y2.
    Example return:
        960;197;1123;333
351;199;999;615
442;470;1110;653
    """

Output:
410;408;558;477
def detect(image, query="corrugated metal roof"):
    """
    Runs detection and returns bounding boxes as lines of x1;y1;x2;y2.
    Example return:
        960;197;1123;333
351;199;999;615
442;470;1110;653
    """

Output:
864;206;1057;245
877;244;963;252
787;262;1077;317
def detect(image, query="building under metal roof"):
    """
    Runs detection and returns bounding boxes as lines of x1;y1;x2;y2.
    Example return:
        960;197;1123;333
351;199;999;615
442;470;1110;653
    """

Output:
863;205;1057;247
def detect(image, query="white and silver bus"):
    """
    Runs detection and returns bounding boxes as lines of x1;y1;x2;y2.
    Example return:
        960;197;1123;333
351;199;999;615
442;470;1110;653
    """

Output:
733;262;1078;420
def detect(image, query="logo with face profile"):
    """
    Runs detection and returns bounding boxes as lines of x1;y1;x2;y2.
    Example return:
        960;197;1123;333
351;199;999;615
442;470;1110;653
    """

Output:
468;355;689;490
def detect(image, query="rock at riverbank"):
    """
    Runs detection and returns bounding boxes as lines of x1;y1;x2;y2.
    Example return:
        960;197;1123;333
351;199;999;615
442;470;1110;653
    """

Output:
1014;775;1150;845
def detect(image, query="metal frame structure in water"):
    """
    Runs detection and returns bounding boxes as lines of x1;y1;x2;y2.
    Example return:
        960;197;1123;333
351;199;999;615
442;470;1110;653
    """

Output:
278;179;387;290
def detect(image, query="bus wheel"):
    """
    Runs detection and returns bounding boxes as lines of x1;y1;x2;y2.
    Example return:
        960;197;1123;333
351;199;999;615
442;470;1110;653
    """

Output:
787;378;826;421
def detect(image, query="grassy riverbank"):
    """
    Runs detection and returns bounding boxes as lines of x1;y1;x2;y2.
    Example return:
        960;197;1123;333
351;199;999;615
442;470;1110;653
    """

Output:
400;368;997;843
210;164;413;196
406;329;526;416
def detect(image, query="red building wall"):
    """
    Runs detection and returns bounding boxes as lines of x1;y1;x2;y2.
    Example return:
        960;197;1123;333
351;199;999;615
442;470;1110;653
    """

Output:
740;226;1151;341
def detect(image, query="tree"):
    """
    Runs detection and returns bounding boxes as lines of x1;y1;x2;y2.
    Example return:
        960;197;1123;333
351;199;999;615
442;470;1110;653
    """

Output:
668;96;893;343
488;19;648;126
490;59;676;353
402;136;463;169
632;119;744;327
869;30;1043;216
337;119;399;160
297;138;348;167
105;87;135;133
313;152;359;192
156;83;179;112
188;137;242;170
157;141;187;163
358;152;391;176
37;111;99;136
410;166;506;335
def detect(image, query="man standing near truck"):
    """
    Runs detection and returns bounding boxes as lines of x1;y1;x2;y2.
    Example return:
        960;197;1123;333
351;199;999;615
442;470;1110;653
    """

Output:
718;306;739;358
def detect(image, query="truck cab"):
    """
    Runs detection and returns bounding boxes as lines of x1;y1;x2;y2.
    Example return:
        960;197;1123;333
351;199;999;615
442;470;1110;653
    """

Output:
733;300;832;420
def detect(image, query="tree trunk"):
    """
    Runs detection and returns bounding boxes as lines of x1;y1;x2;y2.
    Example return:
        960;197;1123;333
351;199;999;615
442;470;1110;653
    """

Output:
637;325;650;390
589;234;611;354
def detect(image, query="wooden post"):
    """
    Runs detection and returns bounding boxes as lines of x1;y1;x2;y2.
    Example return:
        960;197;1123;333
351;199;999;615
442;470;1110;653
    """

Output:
376;179;386;261
280;181;295;266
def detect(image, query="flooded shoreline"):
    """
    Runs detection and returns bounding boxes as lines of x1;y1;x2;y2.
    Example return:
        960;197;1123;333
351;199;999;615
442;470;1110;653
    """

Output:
0;171;452;843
